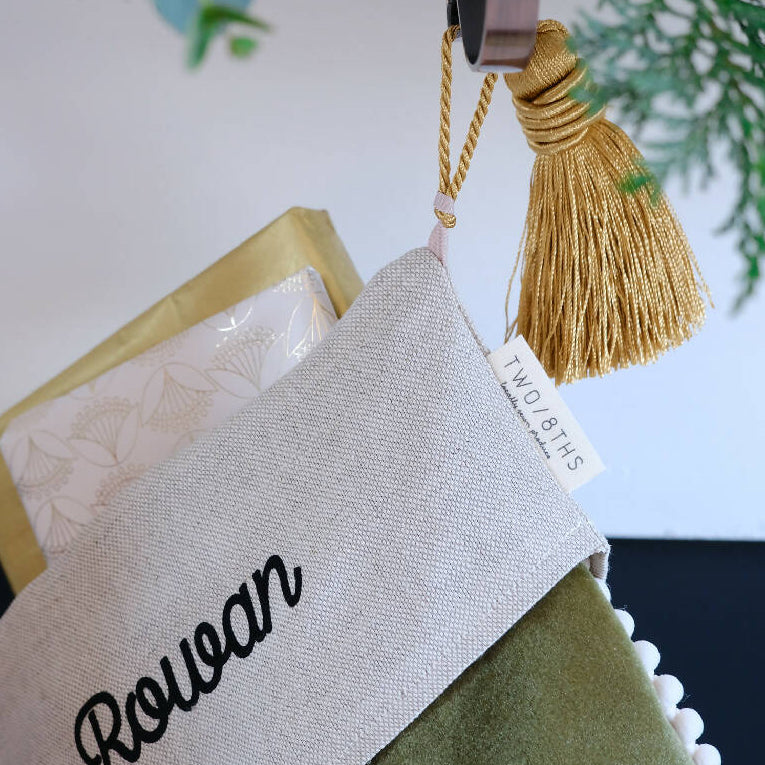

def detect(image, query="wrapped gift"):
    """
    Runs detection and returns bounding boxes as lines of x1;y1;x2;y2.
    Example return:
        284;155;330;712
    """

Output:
0;267;337;562
0;208;364;592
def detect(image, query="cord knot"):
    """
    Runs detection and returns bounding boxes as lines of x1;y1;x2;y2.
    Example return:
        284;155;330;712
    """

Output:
434;209;457;228
509;67;605;155
504;19;605;156
433;192;456;229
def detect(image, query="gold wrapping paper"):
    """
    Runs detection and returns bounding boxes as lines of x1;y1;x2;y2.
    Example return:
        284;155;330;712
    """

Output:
0;207;363;593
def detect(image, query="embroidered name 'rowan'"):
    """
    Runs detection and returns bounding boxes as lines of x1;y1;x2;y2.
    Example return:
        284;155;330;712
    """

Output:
73;554;302;765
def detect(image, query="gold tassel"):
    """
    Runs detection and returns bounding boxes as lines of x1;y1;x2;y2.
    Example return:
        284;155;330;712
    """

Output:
504;20;711;385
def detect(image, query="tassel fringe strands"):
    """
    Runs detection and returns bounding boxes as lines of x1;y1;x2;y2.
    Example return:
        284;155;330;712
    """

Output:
505;20;710;385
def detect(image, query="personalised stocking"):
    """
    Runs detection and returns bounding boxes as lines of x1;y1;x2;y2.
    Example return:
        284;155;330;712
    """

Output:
0;247;610;764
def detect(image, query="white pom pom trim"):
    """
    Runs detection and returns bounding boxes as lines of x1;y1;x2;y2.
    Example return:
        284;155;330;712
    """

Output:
596;575;721;762
693;743;722;765
633;639;661;675
672;707;705;749
613;609;635;638
653;674;684;714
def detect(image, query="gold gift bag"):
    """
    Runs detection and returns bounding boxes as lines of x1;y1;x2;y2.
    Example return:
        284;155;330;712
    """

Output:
0;207;363;593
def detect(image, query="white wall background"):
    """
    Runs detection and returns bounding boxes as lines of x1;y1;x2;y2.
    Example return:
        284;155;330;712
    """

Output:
0;0;762;539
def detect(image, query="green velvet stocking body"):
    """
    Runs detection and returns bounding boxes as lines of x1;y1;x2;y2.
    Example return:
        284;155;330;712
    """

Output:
371;565;692;765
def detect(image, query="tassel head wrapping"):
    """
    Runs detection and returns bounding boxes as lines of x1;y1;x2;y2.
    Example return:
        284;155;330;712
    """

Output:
505;20;710;385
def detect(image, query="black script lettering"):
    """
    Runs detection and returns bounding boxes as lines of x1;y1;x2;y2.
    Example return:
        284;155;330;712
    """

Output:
253;554;303;636
74;692;139;765
194;621;228;690
222;583;264;657
125;677;170;748
159;653;199;713
179;636;217;695
122;697;144;762
74;554;302;764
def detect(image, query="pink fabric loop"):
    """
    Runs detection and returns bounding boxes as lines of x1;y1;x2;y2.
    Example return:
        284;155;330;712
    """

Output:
434;192;455;217
428;192;455;265
428;223;449;265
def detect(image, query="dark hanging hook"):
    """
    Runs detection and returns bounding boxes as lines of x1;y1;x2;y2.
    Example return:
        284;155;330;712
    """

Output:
447;0;460;27
446;0;539;72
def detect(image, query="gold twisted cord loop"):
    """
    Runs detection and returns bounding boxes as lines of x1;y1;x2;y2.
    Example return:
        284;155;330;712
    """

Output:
438;26;459;196
451;72;497;196
509;66;606;156
436;25;498;227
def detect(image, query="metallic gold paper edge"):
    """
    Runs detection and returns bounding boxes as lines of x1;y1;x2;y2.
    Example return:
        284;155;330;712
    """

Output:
0;208;363;593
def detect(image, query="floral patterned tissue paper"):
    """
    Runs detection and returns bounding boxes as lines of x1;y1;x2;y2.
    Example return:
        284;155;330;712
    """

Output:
0;267;337;560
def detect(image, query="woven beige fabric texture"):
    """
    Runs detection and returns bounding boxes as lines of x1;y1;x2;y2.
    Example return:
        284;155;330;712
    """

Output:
0;248;606;764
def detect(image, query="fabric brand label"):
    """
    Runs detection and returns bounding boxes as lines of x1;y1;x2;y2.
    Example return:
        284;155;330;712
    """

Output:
488;336;605;492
